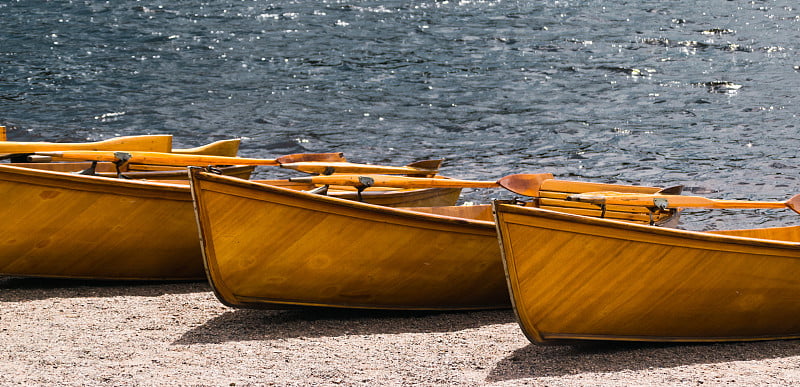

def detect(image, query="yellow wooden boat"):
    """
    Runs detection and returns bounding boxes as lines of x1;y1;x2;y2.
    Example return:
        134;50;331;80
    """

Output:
0;165;202;280
188;170;680;310
0;165;462;280
493;202;800;343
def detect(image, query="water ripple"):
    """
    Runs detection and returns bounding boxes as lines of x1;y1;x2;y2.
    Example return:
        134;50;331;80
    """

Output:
1;0;799;229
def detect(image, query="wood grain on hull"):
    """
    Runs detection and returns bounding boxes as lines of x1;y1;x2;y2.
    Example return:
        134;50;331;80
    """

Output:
494;203;800;343
0;166;462;280
190;172;506;310
0;165;203;280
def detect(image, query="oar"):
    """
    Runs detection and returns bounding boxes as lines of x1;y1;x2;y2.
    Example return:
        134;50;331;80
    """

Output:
280;160;440;176
33;150;439;176
34;150;346;167
0;126;6;141
288;173;555;196
567;192;800;214
0;135;173;153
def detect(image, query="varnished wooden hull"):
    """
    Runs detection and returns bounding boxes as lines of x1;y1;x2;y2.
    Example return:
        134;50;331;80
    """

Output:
0;166;461;280
190;171;506;310
494;203;800;343
0;165;202;280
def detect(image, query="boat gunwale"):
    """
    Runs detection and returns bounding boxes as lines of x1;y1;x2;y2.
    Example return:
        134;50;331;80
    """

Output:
0;164;196;199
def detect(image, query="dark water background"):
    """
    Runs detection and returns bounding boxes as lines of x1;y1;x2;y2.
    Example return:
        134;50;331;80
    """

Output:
2;0;799;230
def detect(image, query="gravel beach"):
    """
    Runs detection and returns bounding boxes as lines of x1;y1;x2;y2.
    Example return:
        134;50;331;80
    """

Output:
2;277;800;386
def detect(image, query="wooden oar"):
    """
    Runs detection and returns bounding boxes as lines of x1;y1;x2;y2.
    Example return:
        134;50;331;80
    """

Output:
0;126;6;141
280;160;440;176
34;151;437;176
0;135;172;153
567;192;800;214
35;150;346;167
288;173;555;196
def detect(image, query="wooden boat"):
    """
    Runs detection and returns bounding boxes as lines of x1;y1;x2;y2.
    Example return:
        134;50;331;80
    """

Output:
188;170;680;310
0;165;462;280
493;202;800;343
0;165;202;280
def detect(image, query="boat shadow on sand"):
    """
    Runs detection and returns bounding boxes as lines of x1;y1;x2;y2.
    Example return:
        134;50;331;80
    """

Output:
174;308;517;345
487;339;800;382
0;276;207;302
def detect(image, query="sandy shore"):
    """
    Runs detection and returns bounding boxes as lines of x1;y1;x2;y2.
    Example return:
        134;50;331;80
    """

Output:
2;277;799;386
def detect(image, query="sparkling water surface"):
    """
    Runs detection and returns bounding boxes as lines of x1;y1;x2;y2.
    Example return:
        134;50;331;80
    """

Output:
2;0;800;230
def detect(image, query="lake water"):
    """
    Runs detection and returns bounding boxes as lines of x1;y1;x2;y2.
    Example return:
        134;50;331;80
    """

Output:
2;0;799;230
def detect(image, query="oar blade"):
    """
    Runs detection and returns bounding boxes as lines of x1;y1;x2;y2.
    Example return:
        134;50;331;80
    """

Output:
275;152;346;164
173;139;241;157
404;159;443;177
786;194;800;214
496;173;554;197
